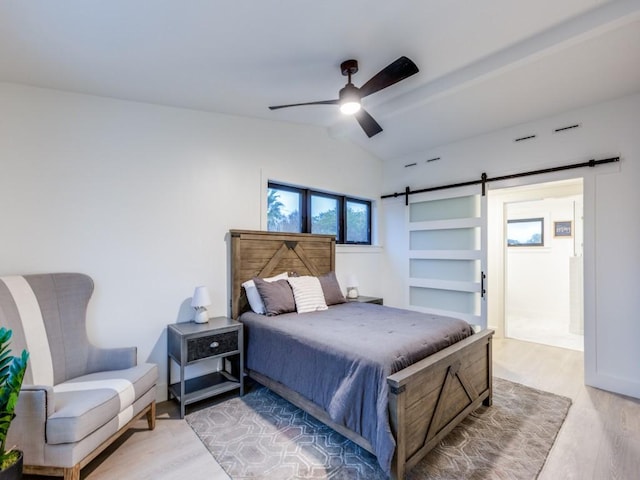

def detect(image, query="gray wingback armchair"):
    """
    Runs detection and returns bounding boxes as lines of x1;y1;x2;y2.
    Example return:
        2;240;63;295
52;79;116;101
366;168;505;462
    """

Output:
0;273;158;480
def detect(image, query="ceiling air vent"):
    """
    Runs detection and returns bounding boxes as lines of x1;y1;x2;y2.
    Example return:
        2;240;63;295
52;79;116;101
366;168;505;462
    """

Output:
553;123;581;133
404;162;417;168
425;157;441;163
514;134;536;142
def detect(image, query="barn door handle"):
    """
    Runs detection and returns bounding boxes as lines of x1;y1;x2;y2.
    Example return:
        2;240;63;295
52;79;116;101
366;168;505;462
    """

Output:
481;271;486;298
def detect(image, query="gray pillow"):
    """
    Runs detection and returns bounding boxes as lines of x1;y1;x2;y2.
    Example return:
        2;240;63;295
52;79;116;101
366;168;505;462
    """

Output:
318;271;346;305
253;277;296;315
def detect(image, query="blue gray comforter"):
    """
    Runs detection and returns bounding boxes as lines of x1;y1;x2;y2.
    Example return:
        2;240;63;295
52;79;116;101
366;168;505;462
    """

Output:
240;302;474;475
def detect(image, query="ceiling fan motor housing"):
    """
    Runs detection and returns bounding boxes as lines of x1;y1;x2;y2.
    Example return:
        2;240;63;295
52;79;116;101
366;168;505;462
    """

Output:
339;83;361;102
340;59;359;77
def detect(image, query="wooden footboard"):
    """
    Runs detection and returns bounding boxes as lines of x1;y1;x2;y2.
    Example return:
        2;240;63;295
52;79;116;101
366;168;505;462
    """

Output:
388;329;493;480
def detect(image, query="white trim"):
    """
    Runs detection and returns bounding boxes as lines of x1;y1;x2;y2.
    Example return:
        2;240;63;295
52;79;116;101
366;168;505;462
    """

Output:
409;278;480;293
408;217;482;231
409;250;482;260
336;244;383;254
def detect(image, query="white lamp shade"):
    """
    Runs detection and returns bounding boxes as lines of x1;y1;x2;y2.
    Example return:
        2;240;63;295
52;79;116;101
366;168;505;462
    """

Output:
345;274;359;299
345;274;359;288
191;286;211;308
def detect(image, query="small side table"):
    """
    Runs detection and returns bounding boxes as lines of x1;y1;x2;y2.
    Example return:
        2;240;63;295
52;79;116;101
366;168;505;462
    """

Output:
167;317;244;418
347;295;383;305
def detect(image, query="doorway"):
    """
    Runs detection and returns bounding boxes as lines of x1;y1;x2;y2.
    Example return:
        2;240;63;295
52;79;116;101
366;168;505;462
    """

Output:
488;178;584;351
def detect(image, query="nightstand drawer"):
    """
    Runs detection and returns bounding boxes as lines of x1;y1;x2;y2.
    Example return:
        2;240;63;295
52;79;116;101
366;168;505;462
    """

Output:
187;331;238;361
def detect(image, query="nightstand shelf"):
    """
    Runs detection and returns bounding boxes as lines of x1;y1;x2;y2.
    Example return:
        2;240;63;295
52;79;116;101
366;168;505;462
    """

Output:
347;295;383;305
168;371;240;406
167;317;244;418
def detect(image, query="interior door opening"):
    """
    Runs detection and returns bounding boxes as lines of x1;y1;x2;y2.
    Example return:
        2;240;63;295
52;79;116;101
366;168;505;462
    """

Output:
488;178;584;351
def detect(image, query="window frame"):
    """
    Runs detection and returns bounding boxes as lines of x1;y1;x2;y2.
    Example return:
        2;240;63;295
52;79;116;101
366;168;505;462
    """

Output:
308;191;341;238
344;197;372;244
267;181;372;245
506;217;545;247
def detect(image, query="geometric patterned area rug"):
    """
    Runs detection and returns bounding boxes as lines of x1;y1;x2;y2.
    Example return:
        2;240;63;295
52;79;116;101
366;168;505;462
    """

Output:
186;377;571;480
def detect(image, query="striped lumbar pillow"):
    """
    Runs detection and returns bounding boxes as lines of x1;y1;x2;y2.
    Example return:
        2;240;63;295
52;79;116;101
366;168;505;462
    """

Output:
287;276;328;314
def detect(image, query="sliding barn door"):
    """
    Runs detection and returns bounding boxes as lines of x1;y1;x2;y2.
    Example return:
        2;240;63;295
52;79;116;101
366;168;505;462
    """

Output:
407;186;487;328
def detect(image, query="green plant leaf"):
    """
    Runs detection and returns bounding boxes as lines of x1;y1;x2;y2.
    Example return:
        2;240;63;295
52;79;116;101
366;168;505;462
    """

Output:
0;327;29;458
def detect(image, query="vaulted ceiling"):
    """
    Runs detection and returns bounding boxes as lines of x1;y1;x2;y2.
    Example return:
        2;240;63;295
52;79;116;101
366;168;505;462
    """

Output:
1;1;639;162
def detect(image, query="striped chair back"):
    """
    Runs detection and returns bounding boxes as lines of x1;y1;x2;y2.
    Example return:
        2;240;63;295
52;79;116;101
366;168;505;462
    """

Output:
0;273;95;386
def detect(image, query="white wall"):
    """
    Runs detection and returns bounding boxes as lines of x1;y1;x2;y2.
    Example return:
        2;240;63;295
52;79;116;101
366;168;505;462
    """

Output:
0;82;383;400
380;93;640;399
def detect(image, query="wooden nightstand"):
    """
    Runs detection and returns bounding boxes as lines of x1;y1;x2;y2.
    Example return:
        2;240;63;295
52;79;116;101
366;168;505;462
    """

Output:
347;295;383;305
167;317;244;418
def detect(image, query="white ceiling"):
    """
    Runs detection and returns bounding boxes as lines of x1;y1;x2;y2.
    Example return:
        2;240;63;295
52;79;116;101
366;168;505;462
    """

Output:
1;0;639;162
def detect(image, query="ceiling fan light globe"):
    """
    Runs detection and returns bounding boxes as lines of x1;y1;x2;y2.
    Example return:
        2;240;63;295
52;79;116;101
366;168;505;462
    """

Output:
340;101;361;115
339;83;361;115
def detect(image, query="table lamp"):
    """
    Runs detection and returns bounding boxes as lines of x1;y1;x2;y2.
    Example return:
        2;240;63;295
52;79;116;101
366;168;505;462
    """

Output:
345;274;359;299
191;286;211;323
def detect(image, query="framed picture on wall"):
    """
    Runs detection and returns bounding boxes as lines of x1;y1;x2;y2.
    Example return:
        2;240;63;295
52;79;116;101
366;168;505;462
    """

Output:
507;217;544;246
554;220;572;237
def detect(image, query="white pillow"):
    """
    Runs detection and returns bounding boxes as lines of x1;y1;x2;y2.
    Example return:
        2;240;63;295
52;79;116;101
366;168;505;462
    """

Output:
287;276;328;314
242;272;289;314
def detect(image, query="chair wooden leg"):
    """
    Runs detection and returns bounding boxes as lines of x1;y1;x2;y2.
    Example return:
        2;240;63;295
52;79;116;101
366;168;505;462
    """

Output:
146;400;156;430
63;465;81;480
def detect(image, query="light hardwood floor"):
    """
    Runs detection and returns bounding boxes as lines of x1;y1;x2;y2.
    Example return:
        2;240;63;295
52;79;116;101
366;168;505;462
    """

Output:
25;338;640;479
493;338;640;480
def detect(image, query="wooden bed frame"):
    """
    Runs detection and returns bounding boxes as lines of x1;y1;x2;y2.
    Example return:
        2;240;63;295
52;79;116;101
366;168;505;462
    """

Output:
229;229;493;479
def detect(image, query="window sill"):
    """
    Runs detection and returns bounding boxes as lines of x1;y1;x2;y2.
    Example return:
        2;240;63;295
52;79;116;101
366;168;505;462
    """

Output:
336;244;383;254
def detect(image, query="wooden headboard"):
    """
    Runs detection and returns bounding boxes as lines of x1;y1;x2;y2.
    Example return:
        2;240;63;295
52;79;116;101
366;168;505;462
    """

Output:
229;230;336;319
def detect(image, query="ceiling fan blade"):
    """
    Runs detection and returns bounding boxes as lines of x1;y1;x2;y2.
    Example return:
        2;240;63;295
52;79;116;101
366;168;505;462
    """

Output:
354;108;383;138
269;99;339;110
359;56;419;98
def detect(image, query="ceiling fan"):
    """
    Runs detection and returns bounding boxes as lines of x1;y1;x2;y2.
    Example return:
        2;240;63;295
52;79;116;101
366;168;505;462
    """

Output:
268;56;419;138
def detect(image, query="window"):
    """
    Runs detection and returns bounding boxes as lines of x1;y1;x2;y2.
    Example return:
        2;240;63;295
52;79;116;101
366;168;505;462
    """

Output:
507;218;544;246
267;185;302;233
311;193;339;236
267;182;372;244
345;199;370;243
